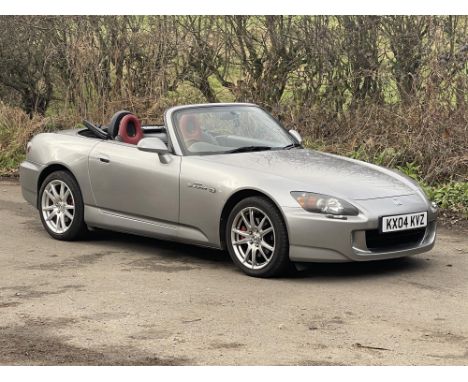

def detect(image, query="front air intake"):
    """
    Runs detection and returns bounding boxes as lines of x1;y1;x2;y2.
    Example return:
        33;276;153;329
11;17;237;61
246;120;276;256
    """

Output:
365;228;426;251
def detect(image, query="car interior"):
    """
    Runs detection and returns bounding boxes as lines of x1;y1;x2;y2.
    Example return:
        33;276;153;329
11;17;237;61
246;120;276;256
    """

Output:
78;108;295;155
79;109;236;154
78;110;169;147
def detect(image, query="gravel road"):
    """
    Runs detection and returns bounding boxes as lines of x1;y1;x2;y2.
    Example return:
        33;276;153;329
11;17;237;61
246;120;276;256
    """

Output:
0;180;467;365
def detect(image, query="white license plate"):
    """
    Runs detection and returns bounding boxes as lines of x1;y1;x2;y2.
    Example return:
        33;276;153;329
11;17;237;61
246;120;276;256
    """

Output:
381;212;427;233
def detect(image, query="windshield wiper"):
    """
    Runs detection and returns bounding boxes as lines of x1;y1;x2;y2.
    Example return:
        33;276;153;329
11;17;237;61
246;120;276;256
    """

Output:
282;143;302;150
227;145;273;154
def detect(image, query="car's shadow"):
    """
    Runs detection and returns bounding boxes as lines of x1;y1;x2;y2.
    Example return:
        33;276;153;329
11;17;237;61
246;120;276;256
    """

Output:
87;229;232;265
86;229;432;280
290;256;431;280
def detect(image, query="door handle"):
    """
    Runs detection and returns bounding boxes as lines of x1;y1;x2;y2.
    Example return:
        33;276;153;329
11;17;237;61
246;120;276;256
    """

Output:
96;153;110;163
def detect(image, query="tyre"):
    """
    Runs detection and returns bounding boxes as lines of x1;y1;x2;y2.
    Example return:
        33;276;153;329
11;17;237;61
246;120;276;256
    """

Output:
38;170;87;240
226;196;290;277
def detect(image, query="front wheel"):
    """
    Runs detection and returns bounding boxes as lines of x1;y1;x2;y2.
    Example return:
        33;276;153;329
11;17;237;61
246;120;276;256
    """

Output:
226;196;290;277
38;170;87;240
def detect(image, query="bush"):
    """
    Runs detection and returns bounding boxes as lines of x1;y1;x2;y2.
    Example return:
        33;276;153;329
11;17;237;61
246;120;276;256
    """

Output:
0;103;75;175
396;162;467;218
283;102;468;185
424;182;468;217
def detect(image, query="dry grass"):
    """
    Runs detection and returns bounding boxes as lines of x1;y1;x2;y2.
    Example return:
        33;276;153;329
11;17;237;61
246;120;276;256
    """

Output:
0;103;79;175
1;100;467;185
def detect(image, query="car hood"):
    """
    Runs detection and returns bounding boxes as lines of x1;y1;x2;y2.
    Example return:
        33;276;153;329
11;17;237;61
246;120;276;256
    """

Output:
198;149;417;200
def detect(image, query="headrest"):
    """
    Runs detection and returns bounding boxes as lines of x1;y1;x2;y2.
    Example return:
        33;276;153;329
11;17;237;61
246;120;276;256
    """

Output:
117;114;144;145
108;110;132;139
179;114;202;141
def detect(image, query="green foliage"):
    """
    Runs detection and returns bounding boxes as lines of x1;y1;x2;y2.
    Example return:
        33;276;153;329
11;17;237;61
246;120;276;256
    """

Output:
424;182;468;216
396;161;422;181
394;161;467;217
0;149;25;175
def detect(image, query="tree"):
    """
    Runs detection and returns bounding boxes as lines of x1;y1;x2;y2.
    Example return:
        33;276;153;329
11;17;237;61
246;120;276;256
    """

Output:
223;16;304;109
381;16;430;103
0;16;57;116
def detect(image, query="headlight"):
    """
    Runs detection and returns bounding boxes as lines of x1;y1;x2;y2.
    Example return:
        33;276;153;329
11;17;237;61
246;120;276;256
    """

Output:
291;192;359;216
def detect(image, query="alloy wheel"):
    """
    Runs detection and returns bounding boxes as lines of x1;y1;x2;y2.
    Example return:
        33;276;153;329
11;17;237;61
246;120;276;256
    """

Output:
230;207;276;270
41;180;75;234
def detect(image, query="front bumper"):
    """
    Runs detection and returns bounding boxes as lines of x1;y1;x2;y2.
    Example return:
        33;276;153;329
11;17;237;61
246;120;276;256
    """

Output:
19;160;42;208
283;195;438;263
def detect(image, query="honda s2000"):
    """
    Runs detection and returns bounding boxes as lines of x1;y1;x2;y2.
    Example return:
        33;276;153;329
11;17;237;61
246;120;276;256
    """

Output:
20;103;438;277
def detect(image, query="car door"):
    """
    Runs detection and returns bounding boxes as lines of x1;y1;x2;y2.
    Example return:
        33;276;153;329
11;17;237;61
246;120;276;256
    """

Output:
88;141;181;226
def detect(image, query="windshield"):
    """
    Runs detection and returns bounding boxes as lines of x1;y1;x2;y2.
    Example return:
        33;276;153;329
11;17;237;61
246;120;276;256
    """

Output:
172;105;296;155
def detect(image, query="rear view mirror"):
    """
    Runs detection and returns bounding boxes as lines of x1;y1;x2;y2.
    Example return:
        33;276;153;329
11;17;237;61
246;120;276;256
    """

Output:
219;111;240;121
289;129;303;144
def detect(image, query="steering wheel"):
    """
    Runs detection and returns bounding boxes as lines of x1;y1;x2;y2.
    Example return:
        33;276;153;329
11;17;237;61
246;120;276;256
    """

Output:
185;139;199;148
83;120;109;140
185;132;219;148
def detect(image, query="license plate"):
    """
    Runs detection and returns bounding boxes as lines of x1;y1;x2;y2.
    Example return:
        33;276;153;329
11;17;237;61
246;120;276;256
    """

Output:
381;211;427;233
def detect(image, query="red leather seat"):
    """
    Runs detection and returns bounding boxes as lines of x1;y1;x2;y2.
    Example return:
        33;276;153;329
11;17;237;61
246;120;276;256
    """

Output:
179;114;202;142
117;114;144;145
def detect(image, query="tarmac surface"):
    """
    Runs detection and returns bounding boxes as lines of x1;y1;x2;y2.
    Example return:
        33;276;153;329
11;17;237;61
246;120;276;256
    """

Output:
0;180;467;365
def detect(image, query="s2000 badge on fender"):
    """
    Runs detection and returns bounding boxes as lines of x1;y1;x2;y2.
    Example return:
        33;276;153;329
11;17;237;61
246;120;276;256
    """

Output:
187;182;216;193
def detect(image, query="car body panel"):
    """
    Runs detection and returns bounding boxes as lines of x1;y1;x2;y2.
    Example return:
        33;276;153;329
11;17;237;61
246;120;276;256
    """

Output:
284;206;436;262
19;159;42;206
194;149;420;203
19;103;437;263
22;132;99;207
88;141;181;224
179;155;299;247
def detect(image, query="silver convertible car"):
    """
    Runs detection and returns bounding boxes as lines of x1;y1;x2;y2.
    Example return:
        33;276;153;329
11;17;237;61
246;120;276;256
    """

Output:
20;103;438;277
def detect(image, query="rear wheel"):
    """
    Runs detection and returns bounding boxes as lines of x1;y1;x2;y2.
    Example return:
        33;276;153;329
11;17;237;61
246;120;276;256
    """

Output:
226;196;290;277
39;170;87;240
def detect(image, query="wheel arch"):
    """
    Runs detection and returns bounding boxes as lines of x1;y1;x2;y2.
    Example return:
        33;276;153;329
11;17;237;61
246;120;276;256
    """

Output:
36;163;79;208
219;188;289;250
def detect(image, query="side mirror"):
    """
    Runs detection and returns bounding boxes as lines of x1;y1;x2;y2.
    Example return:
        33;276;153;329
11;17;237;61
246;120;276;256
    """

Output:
289;129;303;144
137;137;169;154
137;137;170;164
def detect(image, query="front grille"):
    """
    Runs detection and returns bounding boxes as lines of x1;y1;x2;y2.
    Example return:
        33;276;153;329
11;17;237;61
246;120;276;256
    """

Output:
365;228;426;251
